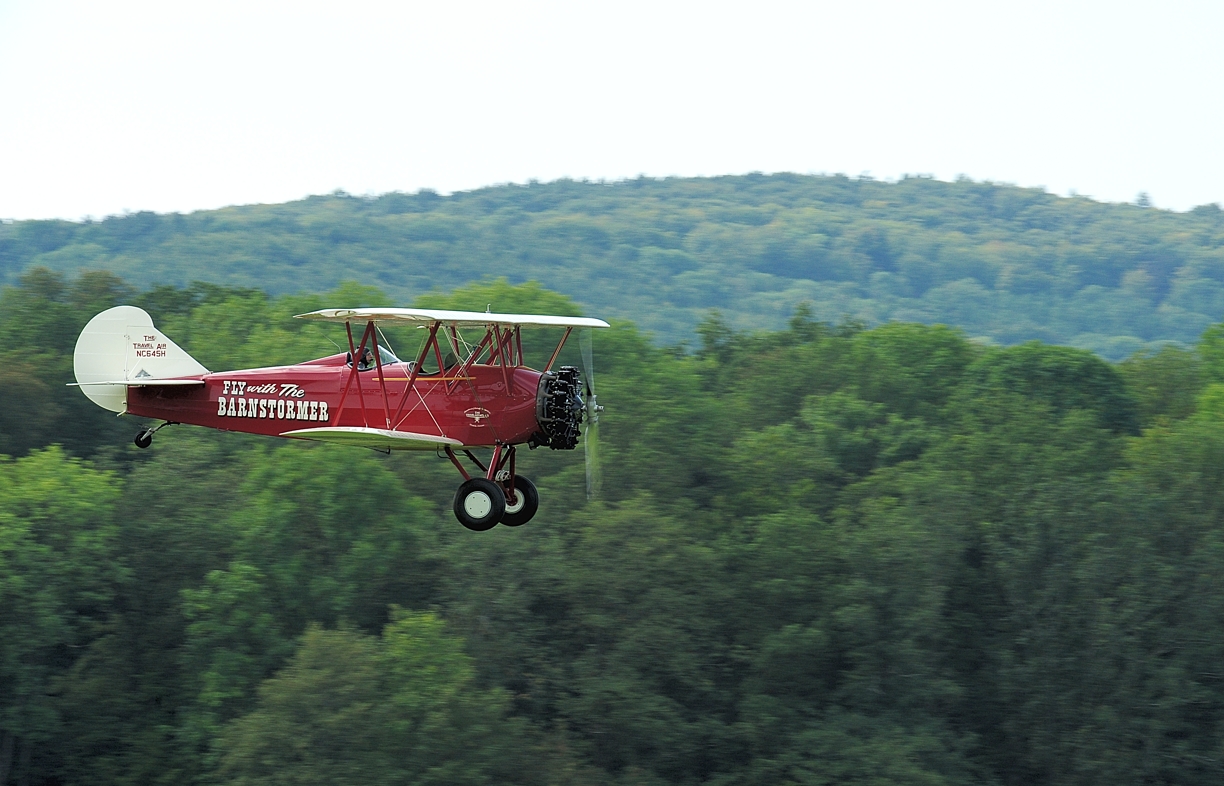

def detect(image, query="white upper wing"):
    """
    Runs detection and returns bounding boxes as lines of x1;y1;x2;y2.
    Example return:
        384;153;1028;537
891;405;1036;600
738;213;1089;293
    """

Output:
294;307;609;329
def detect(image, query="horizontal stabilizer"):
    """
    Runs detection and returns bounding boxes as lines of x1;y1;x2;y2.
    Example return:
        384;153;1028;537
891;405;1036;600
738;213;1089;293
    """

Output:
280;426;463;451
67;378;205;387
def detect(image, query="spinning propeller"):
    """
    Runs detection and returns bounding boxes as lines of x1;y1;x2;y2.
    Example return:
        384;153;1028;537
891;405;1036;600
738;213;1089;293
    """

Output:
580;329;603;499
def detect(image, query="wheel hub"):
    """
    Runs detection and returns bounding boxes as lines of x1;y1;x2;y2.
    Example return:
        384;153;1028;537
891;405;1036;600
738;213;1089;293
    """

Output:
463;491;493;518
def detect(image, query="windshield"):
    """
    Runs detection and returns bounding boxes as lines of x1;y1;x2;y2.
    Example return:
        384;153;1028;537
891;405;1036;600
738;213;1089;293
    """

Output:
350;346;402;370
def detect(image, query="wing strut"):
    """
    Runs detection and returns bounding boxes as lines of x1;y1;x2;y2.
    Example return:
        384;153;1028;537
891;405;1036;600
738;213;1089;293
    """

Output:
449;328;493;394
389;321;442;431
491;325;512;393
544;327;573;372
369;324;393;428
336;321;373;426
336;319;451;435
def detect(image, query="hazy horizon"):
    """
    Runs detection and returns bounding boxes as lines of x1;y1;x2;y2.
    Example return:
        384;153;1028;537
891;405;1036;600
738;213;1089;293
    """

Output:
2;172;1213;226
3;0;1221;220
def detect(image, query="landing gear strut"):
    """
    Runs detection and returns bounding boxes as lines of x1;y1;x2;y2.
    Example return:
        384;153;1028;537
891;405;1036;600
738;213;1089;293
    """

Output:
446;445;539;531
134;421;176;449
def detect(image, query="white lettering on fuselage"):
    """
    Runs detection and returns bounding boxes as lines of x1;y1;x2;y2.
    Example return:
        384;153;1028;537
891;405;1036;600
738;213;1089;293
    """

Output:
216;396;329;422
222;380;307;398
217;381;324;422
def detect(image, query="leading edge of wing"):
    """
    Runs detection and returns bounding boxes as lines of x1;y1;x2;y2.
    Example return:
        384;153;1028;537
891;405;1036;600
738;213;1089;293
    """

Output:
293;307;609;329
280;426;463;451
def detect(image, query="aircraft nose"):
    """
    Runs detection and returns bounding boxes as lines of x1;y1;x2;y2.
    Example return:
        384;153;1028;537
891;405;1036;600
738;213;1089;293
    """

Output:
532;366;583;450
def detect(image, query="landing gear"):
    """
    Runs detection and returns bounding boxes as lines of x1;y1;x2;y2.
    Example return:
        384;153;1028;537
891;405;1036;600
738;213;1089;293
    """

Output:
501;476;539;527
134;421;176;449
453;478;505;532
445;445;540;530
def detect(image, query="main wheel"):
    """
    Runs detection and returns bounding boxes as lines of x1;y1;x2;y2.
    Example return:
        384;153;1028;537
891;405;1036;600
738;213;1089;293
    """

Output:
134;430;153;449
500;476;539;527
453;478;505;532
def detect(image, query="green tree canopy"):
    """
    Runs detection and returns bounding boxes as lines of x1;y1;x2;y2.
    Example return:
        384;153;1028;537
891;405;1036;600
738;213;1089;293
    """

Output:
215;612;544;786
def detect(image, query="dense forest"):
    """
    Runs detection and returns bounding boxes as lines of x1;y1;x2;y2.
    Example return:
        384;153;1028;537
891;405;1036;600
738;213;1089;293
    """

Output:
3;175;1224;359
2;268;1224;785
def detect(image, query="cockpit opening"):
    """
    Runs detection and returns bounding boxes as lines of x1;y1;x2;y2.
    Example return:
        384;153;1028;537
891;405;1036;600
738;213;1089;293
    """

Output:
347;346;402;370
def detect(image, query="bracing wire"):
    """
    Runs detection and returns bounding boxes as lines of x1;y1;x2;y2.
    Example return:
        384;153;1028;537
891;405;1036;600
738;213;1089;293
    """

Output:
375;325;398;361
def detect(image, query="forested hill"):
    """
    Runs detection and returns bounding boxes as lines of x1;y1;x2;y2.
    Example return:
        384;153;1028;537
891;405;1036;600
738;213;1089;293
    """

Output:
3;174;1224;358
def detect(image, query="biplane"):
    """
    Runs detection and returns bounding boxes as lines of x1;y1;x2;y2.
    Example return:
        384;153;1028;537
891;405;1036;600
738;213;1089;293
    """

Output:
72;305;608;530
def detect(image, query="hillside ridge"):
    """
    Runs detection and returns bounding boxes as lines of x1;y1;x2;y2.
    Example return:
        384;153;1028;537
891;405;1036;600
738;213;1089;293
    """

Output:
3;173;1223;358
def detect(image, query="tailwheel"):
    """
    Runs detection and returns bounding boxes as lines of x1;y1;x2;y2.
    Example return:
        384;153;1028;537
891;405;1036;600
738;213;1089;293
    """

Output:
453;478;505;532
134;421;176;449
500;476;539;527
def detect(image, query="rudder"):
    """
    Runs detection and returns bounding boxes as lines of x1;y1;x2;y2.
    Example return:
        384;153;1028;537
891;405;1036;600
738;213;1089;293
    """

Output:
74;306;210;412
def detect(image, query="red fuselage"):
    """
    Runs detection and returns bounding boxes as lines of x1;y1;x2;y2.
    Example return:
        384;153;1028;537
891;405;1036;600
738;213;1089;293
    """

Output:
126;352;544;448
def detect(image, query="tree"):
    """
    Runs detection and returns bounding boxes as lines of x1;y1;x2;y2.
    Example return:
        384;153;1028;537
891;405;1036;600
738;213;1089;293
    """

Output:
215;611;546;786
0;448;122;785
961;342;1140;434
1118;344;1203;425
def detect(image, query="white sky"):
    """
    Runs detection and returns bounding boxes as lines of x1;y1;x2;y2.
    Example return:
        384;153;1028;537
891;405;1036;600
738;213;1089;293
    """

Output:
1;0;1221;220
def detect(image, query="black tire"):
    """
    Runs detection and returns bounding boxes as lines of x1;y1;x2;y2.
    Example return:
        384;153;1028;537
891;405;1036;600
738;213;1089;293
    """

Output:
453;478;505;532
134;430;153;449
500;476;539;527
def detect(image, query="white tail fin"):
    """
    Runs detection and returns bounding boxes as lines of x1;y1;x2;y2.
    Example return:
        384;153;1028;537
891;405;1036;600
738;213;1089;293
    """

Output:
74;306;210;413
